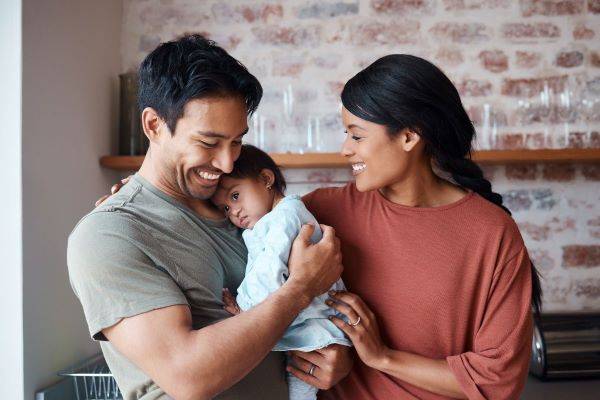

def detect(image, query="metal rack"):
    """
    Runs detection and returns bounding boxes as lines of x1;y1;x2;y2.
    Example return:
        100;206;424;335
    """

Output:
58;354;122;400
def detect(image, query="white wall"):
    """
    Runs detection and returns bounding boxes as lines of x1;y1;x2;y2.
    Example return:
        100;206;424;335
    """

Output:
0;0;24;398
22;0;122;397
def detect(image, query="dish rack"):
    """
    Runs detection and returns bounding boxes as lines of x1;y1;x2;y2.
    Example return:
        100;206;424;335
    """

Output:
59;354;122;400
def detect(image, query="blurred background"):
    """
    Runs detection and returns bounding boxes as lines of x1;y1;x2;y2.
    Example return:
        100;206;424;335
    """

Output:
1;0;598;398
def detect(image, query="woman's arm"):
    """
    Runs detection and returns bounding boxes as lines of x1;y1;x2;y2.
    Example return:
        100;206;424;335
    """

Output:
327;291;467;399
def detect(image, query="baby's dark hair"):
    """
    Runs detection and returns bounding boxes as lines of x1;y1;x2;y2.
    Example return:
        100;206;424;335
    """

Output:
229;144;286;194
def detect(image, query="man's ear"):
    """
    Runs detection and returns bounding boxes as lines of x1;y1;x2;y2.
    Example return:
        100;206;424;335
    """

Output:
141;107;168;143
259;169;276;188
398;128;421;152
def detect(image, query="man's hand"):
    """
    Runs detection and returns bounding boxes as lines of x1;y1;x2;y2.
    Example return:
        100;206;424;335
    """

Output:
287;344;354;390
287;224;343;301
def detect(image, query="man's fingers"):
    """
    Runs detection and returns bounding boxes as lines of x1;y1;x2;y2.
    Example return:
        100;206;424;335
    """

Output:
286;365;321;388
290;350;324;366
296;224;316;244
289;353;314;373
320;224;336;241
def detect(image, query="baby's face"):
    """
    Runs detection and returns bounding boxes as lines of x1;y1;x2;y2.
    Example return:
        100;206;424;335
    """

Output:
211;176;273;229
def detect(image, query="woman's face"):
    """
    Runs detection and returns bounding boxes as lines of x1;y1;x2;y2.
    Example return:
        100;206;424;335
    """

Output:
341;106;420;192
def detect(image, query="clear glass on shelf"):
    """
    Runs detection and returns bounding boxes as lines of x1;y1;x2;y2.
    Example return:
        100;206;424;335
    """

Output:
537;81;553;148
580;85;600;147
281;84;310;153
477;103;498;150
248;112;267;151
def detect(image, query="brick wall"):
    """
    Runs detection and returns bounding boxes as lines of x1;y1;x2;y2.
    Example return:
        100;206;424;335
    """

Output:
122;0;600;311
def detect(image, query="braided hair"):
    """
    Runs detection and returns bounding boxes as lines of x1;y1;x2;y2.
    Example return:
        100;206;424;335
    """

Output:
341;54;542;317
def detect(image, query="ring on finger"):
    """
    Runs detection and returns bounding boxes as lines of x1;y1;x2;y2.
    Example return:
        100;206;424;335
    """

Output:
349;316;361;326
308;363;316;376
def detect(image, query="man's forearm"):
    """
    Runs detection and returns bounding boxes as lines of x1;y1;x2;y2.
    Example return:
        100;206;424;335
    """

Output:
176;281;312;399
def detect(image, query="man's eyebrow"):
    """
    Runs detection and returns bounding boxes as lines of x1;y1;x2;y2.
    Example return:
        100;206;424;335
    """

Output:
347;124;366;131
195;128;249;139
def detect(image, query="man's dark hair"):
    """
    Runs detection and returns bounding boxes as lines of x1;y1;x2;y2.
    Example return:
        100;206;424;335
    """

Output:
138;34;263;133
228;144;286;195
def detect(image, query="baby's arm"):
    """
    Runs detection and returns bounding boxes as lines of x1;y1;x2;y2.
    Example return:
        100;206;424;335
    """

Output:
222;288;241;315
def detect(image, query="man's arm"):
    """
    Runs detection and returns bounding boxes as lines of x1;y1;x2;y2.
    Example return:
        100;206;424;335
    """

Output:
104;224;343;400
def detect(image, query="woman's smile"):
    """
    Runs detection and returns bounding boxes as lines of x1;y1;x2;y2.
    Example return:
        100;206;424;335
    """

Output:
351;162;366;176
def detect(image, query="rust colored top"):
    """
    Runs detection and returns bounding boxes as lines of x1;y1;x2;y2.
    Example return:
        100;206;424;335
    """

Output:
303;183;533;400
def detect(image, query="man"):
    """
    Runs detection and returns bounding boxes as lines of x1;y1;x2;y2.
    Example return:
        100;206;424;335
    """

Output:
68;34;351;400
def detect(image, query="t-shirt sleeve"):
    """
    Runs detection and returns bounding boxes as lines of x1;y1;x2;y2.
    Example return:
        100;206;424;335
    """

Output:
446;246;533;400
67;212;188;341
236;212;302;311
302;187;337;224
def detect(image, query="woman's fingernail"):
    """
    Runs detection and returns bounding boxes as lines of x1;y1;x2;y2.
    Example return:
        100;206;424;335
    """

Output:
325;300;333;306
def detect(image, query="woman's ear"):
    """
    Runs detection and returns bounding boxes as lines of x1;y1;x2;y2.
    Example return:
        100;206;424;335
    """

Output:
141;107;168;144
398;128;421;152
259;169;276;189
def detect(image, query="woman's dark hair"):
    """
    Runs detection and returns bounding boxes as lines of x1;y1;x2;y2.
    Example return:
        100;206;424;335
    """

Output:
341;54;542;317
228;144;287;195
138;34;262;134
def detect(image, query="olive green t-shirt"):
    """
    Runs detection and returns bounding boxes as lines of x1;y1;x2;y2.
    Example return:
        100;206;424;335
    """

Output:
67;174;287;400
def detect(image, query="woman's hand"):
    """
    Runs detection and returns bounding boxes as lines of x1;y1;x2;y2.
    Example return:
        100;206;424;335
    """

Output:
326;291;390;370
94;176;132;207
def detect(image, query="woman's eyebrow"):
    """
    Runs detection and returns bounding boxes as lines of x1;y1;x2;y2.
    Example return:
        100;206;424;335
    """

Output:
347;124;366;131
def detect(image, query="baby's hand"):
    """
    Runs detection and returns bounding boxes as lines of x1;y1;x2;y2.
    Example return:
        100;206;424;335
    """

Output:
222;288;241;315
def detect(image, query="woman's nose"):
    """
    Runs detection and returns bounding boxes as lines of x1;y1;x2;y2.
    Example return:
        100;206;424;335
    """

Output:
341;136;354;157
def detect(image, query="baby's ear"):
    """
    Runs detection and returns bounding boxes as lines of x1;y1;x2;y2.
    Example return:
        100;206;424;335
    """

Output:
259;169;276;188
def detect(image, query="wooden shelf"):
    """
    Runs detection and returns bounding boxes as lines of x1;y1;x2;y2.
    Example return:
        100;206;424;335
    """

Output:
100;149;600;171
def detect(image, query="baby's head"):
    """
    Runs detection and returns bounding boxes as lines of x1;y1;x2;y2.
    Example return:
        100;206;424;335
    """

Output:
212;144;286;229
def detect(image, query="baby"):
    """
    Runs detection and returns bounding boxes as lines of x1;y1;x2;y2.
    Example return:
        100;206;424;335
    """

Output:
211;144;351;400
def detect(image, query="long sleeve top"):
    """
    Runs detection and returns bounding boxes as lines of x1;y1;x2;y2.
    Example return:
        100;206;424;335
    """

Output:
237;195;350;352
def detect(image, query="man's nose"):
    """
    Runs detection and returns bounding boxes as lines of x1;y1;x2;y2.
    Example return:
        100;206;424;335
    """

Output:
212;147;236;174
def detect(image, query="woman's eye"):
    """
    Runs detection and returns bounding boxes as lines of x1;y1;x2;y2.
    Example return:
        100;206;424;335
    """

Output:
200;141;218;148
232;140;243;147
344;130;362;141
223;205;230;213
231;192;239;201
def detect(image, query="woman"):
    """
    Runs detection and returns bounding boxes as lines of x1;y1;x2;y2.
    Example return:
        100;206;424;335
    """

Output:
293;54;541;400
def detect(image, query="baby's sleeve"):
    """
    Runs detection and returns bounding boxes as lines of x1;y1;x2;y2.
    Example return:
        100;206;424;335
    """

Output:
236;212;302;311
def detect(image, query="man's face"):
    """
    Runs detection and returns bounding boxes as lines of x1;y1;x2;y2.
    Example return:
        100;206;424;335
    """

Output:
153;96;248;200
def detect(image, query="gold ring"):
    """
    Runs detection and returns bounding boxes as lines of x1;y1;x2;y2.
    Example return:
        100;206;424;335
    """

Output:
308;364;316;376
349;316;361;326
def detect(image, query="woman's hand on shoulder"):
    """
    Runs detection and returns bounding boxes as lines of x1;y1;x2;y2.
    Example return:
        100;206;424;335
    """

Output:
94;175;132;207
